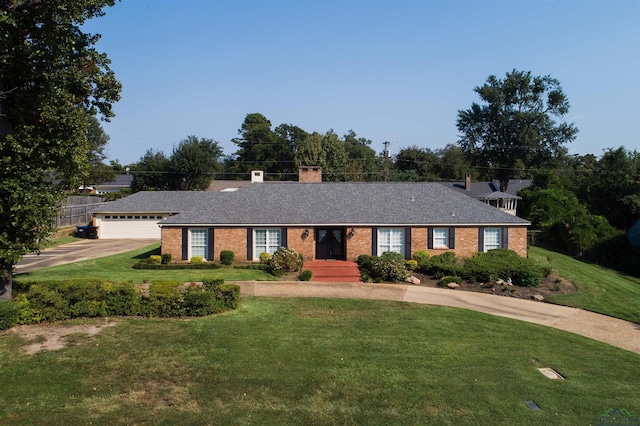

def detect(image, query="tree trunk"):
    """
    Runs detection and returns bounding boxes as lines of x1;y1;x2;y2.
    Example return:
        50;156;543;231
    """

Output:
0;267;12;300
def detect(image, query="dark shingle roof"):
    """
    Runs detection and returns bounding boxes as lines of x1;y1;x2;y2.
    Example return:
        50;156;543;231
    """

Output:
159;182;529;226
92;191;230;214
440;179;532;198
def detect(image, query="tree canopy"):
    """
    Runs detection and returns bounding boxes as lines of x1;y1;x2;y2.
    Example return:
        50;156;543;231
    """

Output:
170;136;223;190
0;0;121;299
131;137;223;191
456;70;578;192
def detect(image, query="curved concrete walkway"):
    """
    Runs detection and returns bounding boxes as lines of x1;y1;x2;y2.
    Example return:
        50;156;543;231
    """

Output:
233;281;640;355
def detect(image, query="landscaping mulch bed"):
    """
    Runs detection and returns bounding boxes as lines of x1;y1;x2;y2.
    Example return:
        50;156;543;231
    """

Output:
410;272;577;301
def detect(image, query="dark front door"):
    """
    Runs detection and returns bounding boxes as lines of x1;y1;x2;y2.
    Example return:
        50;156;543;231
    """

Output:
316;228;345;260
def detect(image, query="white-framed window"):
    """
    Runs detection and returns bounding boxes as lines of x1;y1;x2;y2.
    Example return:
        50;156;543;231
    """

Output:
190;229;208;259
254;228;281;259
484;228;501;252
378;228;404;256
433;228;449;249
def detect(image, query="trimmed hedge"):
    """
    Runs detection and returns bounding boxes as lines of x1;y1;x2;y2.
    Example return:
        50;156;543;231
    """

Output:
220;250;235;266
0;300;20;330
133;260;221;270
11;278;241;325
299;270;313;281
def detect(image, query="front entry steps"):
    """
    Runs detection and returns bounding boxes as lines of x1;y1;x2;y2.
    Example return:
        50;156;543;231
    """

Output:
303;260;361;283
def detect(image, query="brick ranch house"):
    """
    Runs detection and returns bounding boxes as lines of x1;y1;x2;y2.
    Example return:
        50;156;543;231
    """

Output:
93;168;530;262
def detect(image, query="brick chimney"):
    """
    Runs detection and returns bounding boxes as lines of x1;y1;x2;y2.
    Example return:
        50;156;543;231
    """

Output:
465;173;472;190
298;166;322;182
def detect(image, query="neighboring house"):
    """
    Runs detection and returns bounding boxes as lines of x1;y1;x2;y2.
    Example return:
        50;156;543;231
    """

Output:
78;174;134;195
94;168;530;260
95;174;134;194
440;174;532;215
205;172;259;192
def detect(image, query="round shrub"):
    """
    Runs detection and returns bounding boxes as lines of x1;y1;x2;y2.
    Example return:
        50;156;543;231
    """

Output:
426;252;460;277
267;247;302;276
220;250;235;266
259;252;270;264
299;270;313;281
190;256;204;264
371;252;408;282
149;255;162;264
405;259;418;271
161;253;172;264
412;250;431;265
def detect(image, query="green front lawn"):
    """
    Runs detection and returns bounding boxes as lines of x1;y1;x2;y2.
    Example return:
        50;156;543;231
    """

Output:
15;243;277;283
529;246;640;323
1;298;638;425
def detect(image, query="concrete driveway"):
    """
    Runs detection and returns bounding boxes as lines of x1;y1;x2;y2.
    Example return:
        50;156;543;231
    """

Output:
15;239;159;273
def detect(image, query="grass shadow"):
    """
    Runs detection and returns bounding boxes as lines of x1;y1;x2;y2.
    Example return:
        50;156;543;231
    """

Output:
132;246;161;259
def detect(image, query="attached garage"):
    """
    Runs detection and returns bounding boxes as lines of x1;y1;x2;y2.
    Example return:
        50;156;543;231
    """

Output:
90;191;226;240
93;214;168;239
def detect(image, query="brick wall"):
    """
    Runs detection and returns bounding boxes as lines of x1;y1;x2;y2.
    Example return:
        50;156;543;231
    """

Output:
161;225;529;263
509;227;528;257
161;227;182;261
298;167;322;182
215;228;250;261
287;227;316;261
345;227;371;261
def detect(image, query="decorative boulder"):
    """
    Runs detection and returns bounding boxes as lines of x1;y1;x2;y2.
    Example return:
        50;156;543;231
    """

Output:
532;295;544;301
405;275;421;285
447;282;460;289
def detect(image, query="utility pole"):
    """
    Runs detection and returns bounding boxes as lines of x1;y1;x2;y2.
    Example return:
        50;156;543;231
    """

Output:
382;141;390;181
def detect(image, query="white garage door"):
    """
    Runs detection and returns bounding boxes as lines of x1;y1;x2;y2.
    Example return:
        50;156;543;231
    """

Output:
95;214;166;239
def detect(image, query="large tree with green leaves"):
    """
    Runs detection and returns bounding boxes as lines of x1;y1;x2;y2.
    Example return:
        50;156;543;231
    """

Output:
456;70;577;193
342;130;379;181
169;136;223;190
131;149;171;191
294;130;350;181
0;0;121;299
578;147;640;230
230;113;297;180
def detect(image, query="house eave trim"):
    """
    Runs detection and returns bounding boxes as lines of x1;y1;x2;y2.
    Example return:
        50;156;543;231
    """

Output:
159;222;530;228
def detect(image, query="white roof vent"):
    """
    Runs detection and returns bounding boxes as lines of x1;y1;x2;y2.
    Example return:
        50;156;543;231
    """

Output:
251;171;264;183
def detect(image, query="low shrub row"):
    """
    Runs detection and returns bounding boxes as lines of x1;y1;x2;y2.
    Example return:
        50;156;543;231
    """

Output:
358;249;550;287
416;249;551;287
133;260;221;270
0;278;240;329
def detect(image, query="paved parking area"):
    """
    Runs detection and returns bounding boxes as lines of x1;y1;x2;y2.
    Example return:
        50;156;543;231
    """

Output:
15;239;159;273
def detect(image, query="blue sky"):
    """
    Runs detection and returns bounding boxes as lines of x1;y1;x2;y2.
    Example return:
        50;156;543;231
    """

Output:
84;0;640;165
